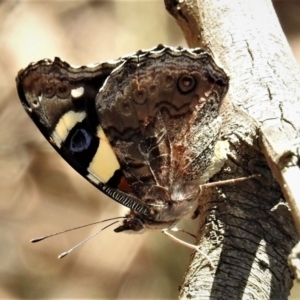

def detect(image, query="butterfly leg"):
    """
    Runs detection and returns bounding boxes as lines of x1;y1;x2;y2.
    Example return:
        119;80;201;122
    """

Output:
162;228;214;270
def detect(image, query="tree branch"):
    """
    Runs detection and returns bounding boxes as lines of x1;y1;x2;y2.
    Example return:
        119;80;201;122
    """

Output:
165;0;300;298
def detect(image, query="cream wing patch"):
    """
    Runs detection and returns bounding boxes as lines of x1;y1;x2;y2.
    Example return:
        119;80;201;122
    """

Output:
87;125;120;183
52;111;86;147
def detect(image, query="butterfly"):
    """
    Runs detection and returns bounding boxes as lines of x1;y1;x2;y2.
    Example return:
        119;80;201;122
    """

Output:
16;45;229;250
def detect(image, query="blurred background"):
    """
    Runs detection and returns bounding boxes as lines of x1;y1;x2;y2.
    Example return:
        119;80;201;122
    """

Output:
0;1;299;299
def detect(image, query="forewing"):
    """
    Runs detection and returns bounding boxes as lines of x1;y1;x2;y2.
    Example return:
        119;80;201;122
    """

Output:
16;57;149;215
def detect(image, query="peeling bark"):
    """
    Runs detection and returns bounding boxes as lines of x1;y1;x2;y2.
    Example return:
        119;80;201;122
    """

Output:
164;0;300;299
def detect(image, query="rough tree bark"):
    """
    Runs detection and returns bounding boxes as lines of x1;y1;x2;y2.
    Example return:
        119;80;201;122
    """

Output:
164;1;300;299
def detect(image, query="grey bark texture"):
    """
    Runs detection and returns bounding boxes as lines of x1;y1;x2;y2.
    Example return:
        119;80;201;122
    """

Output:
164;0;300;299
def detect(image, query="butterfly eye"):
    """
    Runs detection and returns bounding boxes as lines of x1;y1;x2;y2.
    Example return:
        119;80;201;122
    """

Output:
56;81;70;98
177;74;196;94
43;82;56;98
131;218;144;231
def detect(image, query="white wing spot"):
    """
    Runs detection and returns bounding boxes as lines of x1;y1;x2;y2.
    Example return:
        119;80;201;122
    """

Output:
71;87;84;98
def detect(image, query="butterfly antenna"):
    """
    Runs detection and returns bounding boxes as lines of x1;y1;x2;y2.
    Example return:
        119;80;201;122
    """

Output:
30;217;125;243
58;220;120;259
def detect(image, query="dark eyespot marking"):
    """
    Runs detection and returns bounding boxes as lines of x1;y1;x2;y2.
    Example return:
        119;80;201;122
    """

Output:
56;81;70;98
177;74;197;94
32;99;39;108
43;82;56;98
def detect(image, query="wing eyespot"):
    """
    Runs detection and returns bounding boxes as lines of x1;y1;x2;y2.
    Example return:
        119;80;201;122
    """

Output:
133;87;147;104
56;81;71;98
43;83;56;98
32;99;39;108
177;74;197;94
162;73;175;88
